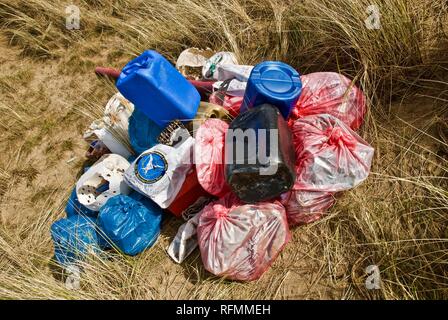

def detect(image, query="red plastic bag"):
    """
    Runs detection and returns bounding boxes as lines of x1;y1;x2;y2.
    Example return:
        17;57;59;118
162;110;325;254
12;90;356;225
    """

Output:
209;92;243;118
195;119;230;197
280;190;335;226
291;114;374;192
197;193;290;281
288;72;366;130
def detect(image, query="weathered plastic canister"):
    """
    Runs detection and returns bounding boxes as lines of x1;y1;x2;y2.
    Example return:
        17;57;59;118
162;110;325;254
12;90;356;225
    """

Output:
240;61;302;119
225;104;296;203
116;50;200;127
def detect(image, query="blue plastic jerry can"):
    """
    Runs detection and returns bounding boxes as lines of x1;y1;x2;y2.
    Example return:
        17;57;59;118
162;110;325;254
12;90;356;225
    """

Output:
116;50;200;127
240;61;302;119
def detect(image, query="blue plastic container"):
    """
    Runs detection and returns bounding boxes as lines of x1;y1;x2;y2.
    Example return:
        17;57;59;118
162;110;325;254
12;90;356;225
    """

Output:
128;108;163;155
51;216;99;266
240;61;302;119
116;50;200;127
97;195;163;256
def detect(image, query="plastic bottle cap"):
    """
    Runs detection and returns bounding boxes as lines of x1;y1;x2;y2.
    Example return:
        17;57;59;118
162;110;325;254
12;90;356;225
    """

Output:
260;69;293;93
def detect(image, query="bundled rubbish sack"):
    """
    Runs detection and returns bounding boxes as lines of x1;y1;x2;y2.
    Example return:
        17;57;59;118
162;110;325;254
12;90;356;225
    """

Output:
166;168;211;218
197;193;290;281
116;50;200;127
124;122;195;208
51;215;100;266
288;72;366;130
291;114;374;191
85;140;110;160
83;92;134;159
97;194;163;256
225;104;296;203
195;118;230;197
128;107;163;155
240;61;302;119
65;187;97;218
280;190;335;226
76;154;131;211
167;213;201;263
202;52;239;80
176;48;214;79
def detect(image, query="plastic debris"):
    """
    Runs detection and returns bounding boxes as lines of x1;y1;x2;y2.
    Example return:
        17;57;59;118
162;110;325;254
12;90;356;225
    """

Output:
197;193;290;281
117;50;200;127
124;123;195;208
213;79;247;97
202;52;238;80
97;194;162;256
280;190;335;226
95;65;215;100
288;72;366;130
83;92;134;159
212;64;253;82
85;140;110;160
76;154;131;211
209;91;243;118
291;114;374;191
65;187;98;218
240;61;302;119
52;50;375;283
189;102;230;133
51;216;99;266
167;213;201;263
128;107;163;155
195;118;230;197
166;168;211;218
180;196;215;221
176;48;214;79
225;104;296;203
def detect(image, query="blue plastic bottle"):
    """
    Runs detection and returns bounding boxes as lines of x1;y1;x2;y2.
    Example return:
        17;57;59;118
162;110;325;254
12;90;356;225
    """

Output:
240;61;302;119
116;50;200;127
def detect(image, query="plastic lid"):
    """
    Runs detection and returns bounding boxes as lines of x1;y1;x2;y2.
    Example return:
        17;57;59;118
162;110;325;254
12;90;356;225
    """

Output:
250;61;301;98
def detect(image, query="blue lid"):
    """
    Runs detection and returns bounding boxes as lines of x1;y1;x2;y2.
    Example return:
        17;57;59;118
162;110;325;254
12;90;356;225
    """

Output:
250;62;301;98
242;61;302;119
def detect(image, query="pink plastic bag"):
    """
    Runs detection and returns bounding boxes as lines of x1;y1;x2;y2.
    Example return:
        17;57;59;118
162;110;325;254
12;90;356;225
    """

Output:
194;119;230;197
291;114;374;192
197;193;290;281
280;190;335;226
288;72;366;130
209;92;243;118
